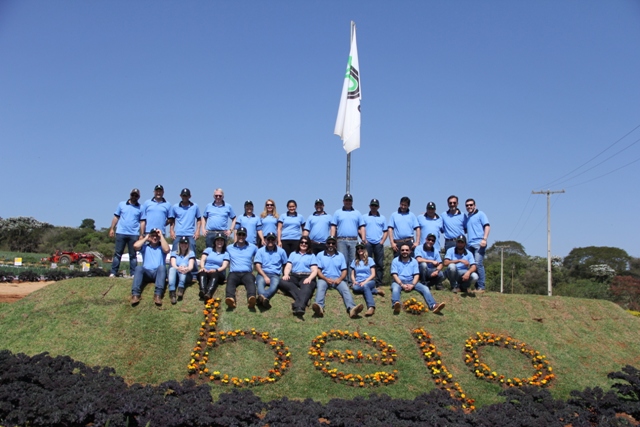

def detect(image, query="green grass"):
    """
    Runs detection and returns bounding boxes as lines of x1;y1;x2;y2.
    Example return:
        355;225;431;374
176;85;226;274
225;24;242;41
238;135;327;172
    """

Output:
0;278;639;407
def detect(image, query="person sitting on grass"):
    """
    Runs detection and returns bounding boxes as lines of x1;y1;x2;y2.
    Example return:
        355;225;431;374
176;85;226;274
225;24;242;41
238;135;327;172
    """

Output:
351;242;385;317
224;227;258;310
254;232;288;309
278;237;318;317
390;242;445;315
197;233;229;301
415;233;445;290
167;236;196;305
130;228;170;307
443;234;478;294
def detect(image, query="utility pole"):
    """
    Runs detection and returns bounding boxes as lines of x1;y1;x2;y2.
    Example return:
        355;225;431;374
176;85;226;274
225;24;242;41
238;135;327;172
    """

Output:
532;189;565;296
494;245;510;293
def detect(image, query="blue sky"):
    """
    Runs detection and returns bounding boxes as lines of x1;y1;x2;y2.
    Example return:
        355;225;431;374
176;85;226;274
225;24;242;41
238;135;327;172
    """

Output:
1;1;639;258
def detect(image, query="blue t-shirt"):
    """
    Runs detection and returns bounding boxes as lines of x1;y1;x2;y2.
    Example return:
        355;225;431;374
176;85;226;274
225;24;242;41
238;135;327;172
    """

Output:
286;251;317;274
464;210;490;246
444;247;476;274
141;198;171;232
331;208;365;238
390;257;419;283
202;248;229;270
227;243;258;273
254;246;288;275
350;257;375;283
364;213;387;245
414;245;442;263
203;202;236;231
170;250;196;267
260;214;278;236
169;202;202;236
114;200;142;235
304;212;332;243
388;210;419;240
417;214;443;251
279;213;305;240
441;209;465;239
140;243;168;270
316;251;347;279
235;214;262;245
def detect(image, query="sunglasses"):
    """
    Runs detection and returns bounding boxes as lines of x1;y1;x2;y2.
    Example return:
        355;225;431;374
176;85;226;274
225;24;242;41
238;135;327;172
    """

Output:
299;241;309;245
214;195;223;198
266;204;274;207
427;238;436;242
326;242;336;246
466;204;474;207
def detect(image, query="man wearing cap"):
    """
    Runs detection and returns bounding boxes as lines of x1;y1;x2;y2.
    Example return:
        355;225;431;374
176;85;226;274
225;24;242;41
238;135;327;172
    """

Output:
169;188;201;254
141;185;171;236
235;200;262;246
444;235;478;293
109;188;143;278
330;194;366;285
203;188;237;248
415;233;445;290
225;227;258;309
130;228;170;306
363;198;387;286
312;236;364;318
463;198;490;293
442;195;465;253
417;202;443;252
390;242;445;314
304;199;332;255
388;196;420;257
254;232;288;308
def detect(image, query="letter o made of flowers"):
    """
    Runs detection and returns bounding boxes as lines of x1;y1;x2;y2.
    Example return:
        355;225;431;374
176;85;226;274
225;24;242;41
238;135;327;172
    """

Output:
308;330;398;387
464;332;555;387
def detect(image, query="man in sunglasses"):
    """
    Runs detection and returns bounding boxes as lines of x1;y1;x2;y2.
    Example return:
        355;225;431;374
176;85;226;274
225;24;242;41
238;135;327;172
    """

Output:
109;188;143;278
304;198;332;255
225;227;258;309
254;232;288;308
463;198;490;293
444;235;478;293
415;233;445;290
442;195;465;253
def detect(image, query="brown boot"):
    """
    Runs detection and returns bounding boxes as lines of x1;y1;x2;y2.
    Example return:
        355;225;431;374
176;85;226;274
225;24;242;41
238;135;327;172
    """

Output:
131;295;141;306
154;294;162;306
376;288;385;297
365;307;375;317
225;297;236;309
170;291;177;305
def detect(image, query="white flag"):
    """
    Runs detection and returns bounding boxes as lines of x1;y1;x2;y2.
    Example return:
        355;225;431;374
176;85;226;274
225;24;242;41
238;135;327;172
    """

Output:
334;22;361;154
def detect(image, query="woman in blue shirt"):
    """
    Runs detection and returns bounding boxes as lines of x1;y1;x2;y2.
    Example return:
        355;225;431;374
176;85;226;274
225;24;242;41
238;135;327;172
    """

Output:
350;243;385;317
197;233;230;301
260;199;279;239
168;236;196;304
278;237;318;316
278;199;305;256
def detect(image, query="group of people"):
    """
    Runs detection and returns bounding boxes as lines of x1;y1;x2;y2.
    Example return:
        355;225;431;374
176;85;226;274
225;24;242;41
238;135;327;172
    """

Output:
108;187;490;314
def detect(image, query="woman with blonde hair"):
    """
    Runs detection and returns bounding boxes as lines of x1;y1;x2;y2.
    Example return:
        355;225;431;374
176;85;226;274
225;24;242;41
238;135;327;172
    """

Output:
351;243;384;316
259;199;279;244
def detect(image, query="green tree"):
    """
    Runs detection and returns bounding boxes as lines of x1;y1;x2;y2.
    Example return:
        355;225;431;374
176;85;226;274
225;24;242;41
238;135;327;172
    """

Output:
563;246;631;279
0;217;53;252
79;218;96;230
486;240;527;258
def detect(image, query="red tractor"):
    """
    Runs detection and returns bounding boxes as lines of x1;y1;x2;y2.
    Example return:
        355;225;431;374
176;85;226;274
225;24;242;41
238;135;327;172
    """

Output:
43;250;99;266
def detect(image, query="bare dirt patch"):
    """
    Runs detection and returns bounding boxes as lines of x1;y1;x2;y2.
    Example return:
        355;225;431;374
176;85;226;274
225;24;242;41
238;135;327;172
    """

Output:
0;281;55;303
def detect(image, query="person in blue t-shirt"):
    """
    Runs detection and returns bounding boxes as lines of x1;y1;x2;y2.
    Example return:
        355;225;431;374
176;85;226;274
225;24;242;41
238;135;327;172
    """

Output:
363;198;387;286
330;193;366;285
109;188;142;278
278;199;305;256
168;236;196;304
463;198;490;293
417;202;443;251
197;233;229;301
202;188;237;248
388;196;420;257
444;235;478;293
140;184;171;236
442;195;465;253
351;243;385;317
278;237;318;316
304;198;332;255
235;200;262;246
415;233;445;290
259;199;279;239
169;188;202;254
254;232;288;308
312;236;364;318
130;228;170;307
225;227;258;309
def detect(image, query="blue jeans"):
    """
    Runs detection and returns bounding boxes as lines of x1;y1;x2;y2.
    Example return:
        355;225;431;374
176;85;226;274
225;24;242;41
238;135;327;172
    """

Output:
418;262;445;288
365;242;385;285
111;233;138;276
256;274;281;299
391;282;437;309
352;280;378;308
337;239;357;284
445;264;479;291
168;267;191;292
467;245;486;290
315;279;357;311
131;264;167;296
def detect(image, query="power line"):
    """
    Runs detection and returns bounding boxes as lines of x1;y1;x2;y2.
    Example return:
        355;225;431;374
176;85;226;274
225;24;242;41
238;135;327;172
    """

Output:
513;196;539;241
566;155;640;189
507;194;532;240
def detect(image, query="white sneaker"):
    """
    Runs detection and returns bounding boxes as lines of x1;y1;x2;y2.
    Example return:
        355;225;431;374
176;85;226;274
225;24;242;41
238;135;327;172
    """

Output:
109;274;115;278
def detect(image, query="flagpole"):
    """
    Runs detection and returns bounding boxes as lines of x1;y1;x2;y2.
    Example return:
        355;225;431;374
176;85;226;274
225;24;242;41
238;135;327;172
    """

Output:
345;20;355;195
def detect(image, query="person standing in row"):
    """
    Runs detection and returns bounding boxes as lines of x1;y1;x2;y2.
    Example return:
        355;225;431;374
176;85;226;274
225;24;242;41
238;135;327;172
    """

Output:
169;188;201;253
278;199;305;256
235;200;262;246
225;227;258;309
417;201;443;251
260;199;279;238
279;237;318;316
331;193;365;285
363;198;387;286
254;232;288;308
109;188;142;278
464;198;490;293
203;188;236;248
388;196;420;257
442;195;465;253
141;184;171;235
304;198;332;255
167;236;196;304
198;233;229;301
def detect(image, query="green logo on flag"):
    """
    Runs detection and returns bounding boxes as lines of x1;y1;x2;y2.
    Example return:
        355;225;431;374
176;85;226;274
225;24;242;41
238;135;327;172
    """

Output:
345;55;360;99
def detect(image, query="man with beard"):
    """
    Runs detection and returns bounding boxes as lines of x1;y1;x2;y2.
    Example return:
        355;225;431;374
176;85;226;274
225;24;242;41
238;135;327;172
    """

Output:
415;233;445;290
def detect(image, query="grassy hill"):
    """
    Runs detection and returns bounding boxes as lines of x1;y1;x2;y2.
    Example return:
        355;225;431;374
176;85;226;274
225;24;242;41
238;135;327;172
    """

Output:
0;277;638;408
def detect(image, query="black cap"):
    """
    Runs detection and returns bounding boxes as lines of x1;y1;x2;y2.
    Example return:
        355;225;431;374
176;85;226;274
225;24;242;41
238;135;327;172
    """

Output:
369;198;379;206
180;188;191;197
315;198;324;205
179;236;189;244
265;232;277;240
456;234;467;242
154;184;164;191
356;242;365;249
213;232;226;241
236;227;248;235
343;193;353;201
427;202;436;209
326;235;338;243
130;188;140;196
244;200;253;206
426;233;436;240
